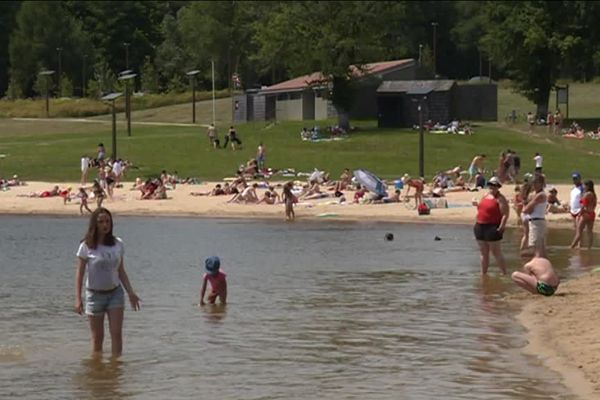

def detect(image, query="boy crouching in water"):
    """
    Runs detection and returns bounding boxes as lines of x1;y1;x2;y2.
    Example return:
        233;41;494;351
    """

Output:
200;256;227;306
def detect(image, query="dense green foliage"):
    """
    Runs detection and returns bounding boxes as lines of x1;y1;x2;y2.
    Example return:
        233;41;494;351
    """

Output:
1;1;600;114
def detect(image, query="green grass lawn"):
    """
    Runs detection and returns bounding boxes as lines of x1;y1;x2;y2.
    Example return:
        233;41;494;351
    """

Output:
1;117;599;183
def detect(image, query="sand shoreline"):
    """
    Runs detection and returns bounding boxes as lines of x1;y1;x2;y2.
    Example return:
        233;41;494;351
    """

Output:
2;180;598;397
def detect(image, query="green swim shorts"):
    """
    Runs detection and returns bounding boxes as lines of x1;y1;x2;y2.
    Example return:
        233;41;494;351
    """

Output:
536;281;556;296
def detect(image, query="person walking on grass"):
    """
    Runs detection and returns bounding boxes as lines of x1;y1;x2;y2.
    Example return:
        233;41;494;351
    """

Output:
473;177;509;275
223;126;242;150
207;123;219;149
257;142;266;170
75;208;141;357
533;152;543;174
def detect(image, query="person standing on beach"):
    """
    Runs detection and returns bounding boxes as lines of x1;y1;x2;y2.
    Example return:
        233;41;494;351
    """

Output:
473;177;509;275
571;180;597;249
570;172;584;227
75;208;141;356
522;174;547;257
511;257;559;296
81;155;90;185
283;182;296;221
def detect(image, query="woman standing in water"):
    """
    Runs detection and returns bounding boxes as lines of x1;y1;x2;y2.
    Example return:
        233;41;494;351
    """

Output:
473;177;509;275
75;207;141;356
571;180;597;249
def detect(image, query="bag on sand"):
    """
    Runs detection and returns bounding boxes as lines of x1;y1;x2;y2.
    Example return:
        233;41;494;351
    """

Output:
417;202;430;215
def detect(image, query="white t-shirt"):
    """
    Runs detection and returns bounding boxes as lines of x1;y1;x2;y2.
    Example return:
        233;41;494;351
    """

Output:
112;161;122;177
570;185;583;215
76;237;124;290
534;155;543;168
81;157;89;172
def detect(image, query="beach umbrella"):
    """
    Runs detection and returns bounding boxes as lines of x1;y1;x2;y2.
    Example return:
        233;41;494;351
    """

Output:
353;169;387;196
309;169;324;183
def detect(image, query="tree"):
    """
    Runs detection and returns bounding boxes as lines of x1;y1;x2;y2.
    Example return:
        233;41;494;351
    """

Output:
481;1;600;116
253;1;389;129
141;56;159;94
155;13;187;91
9;1;91;97
0;1;20;96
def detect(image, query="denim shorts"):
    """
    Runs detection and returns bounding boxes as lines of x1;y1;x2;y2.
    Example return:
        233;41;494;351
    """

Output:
85;285;125;316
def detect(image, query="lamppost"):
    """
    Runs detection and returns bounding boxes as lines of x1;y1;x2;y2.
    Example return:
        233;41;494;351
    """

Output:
211;60;216;126
431;22;438;78
418;44;423;66
38;69;55;117
118;71;136;137
123;42;130;70
101;92;123;160
186;70;200;123
56;47;63;96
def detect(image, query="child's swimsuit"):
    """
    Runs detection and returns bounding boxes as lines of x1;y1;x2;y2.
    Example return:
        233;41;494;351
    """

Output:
536;281;556;296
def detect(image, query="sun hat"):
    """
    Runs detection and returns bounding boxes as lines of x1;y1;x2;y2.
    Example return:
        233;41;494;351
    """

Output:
487;176;502;188
205;256;221;274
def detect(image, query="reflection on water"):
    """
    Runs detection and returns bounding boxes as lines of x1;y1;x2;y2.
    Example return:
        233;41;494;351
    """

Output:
201;303;227;324
0;216;598;399
74;355;126;400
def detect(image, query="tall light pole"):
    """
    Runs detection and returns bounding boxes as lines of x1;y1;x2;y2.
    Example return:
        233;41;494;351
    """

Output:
211;59;216;126
118;71;136;137
431;22;439;78
186;70;201;124
123;42;130;70
418;44;423;66
39;70;55;117
101;92;123;160
56;47;63;96
418;101;425;178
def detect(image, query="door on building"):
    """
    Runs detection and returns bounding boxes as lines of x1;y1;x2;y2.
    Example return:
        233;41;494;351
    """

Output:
377;96;403;127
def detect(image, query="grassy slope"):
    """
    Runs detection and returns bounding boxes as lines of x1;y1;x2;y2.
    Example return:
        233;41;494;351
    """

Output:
1;117;599;183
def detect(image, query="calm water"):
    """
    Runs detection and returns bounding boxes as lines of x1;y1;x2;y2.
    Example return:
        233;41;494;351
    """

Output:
1;216;598;400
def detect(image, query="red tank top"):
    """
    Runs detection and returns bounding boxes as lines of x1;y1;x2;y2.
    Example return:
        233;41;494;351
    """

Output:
477;196;502;225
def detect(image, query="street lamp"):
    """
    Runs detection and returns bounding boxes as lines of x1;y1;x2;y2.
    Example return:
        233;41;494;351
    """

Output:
431;22;439;78
101;92;123;160
118;71;137;137
418;44;423;66
38;69;55;117
186;69;201;124
56;47;63;96
123;42;130;70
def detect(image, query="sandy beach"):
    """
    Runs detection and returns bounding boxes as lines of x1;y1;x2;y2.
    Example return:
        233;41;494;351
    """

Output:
2;180;599;398
0;180;587;228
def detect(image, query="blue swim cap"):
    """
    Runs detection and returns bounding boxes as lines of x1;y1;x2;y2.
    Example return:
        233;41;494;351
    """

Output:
205;256;221;274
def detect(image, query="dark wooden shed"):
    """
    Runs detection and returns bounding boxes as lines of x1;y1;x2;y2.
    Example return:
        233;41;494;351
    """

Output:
376;80;456;128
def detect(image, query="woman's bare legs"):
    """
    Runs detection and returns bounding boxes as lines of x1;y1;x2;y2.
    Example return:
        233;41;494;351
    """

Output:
489;241;507;275
107;308;124;357
477;241;490;274
88;314;105;354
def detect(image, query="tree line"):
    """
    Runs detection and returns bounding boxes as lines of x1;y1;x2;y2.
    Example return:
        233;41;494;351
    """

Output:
1;1;600;115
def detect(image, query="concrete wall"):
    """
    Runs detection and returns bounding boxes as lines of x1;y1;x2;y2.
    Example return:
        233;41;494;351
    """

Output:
302;90;315;120
454;84;497;121
276;95;303;120
315;95;329;120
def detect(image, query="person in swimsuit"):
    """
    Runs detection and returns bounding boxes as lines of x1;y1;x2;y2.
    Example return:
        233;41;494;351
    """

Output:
571;180;597;249
522;174;548;257
473;176;509;275
403;176;425;209
511;256;559;296
199;256;227;306
468;154;486;185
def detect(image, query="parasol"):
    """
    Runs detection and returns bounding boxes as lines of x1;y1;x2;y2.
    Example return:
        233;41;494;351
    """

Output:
353;169;387;196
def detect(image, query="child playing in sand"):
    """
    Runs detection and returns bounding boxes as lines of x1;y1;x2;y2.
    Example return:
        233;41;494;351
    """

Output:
283;182;296;221
511;257;559;296
200;256;227;305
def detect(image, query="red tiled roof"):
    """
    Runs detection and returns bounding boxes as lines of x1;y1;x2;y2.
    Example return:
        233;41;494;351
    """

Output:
262;59;414;93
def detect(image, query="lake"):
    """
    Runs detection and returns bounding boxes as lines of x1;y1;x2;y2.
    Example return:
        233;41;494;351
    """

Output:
0;216;597;399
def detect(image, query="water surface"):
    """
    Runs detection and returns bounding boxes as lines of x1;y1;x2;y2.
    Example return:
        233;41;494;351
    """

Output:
1;216;597;399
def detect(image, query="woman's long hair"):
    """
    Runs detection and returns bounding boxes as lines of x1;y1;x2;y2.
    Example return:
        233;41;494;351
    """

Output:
83;207;116;249
584;180;595;194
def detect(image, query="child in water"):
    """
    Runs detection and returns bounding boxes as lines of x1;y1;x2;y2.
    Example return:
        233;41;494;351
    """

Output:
200;256;227;305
